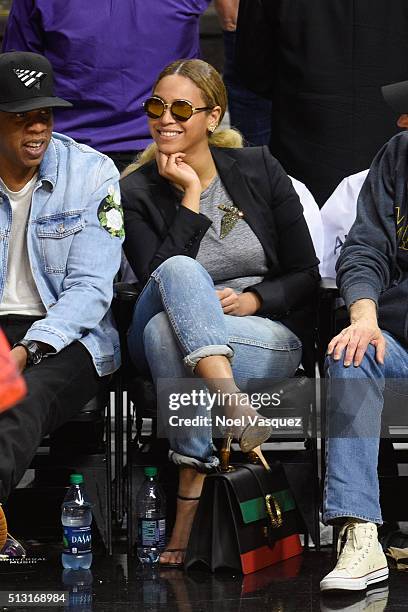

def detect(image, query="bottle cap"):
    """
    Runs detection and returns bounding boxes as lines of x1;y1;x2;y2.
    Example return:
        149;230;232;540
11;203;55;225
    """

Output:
70;473;84;484
144;467;157;477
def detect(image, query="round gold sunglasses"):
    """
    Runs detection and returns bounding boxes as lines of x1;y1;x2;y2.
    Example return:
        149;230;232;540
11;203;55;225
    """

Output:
143;95;213;122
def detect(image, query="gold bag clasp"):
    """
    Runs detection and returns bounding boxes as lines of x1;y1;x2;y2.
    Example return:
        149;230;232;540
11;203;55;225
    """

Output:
265;494;283;528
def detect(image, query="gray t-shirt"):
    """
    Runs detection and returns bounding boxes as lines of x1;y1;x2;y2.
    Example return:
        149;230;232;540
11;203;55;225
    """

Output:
178;175;268;292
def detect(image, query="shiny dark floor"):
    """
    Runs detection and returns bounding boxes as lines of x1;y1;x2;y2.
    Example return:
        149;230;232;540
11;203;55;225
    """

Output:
0;542;406;612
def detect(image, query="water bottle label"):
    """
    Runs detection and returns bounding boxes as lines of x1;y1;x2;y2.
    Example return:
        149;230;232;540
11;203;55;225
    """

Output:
63;526;92;555
138;518;166;547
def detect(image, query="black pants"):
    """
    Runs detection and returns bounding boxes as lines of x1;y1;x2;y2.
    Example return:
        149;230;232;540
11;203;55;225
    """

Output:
0;316;102;502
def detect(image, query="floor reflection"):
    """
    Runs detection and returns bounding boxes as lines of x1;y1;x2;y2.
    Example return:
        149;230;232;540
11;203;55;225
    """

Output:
0;545;402;611
320;585;389;612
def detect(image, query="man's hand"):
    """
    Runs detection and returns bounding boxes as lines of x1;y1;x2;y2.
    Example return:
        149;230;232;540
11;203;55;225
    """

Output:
214;0;239;31
10;346;28;373
216;288;261;316
327;299;386;366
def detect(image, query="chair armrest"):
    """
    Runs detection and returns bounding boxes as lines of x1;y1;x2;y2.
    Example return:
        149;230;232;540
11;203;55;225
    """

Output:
112;283;142;341
113;282;142;303
317;278;340;373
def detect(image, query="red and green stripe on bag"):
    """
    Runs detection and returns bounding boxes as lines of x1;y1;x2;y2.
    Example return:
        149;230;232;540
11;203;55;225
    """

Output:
236;486;302;574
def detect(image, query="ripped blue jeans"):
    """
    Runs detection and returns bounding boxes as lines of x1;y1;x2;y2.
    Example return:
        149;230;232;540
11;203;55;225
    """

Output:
127;256;302;471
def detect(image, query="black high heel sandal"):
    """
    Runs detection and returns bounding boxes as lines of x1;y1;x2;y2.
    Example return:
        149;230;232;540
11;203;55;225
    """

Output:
159;494;201;569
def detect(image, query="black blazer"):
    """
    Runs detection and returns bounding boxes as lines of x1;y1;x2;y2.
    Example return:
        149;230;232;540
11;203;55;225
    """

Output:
121;146;319;342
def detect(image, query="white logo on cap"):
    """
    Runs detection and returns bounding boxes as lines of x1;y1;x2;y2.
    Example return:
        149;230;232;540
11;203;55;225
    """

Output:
13;69;46;90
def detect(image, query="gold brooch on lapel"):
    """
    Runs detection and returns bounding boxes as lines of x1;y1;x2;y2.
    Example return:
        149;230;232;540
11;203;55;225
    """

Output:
218;203;244;239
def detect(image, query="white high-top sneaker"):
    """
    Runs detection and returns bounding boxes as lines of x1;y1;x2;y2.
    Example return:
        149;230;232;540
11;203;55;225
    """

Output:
320;521;389;592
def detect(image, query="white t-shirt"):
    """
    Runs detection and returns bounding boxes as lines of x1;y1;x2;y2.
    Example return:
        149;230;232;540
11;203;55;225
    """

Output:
320;169;369;279
0;175;46;316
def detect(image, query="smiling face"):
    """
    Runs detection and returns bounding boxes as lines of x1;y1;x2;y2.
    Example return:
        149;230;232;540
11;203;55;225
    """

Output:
148;74;221;157
0;108;53;189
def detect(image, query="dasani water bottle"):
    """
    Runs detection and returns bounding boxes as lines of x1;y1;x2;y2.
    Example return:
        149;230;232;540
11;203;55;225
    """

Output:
61;474;92;569
136;467;166;564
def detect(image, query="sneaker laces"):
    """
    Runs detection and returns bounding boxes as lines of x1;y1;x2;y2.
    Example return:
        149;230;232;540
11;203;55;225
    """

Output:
336;522;373;570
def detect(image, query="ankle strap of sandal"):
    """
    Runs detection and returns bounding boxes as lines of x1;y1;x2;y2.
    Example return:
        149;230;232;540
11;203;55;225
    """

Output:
177;494;201;501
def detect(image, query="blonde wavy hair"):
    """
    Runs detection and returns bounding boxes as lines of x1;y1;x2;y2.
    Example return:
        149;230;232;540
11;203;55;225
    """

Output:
121;59;243;178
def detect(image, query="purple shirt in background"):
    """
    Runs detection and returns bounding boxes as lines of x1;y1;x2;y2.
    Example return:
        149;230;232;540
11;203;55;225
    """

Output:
2;0;210;152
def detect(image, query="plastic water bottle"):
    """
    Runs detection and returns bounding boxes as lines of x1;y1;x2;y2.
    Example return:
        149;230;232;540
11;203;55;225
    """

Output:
136;467;166;564
61;474;92;569
62;569;93;611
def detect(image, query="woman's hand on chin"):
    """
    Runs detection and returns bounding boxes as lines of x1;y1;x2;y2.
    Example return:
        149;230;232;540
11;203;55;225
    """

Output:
156;150;201;192
216;288;261;316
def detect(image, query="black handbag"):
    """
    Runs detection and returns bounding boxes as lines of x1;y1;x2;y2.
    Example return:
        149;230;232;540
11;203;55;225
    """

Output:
184;462;303;574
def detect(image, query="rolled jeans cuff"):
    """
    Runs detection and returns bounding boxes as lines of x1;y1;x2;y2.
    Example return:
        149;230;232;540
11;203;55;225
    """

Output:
183;344;234;370
323;512;383;526
168;450;220;473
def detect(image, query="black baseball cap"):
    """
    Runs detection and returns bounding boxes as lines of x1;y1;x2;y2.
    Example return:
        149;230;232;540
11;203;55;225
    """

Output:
0;51;72;112
382;80;408;114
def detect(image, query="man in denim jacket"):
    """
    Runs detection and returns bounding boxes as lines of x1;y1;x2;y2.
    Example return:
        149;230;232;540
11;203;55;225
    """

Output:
0;52;123;557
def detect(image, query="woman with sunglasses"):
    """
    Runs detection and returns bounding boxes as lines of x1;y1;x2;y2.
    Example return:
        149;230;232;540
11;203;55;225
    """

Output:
121;59;319;566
